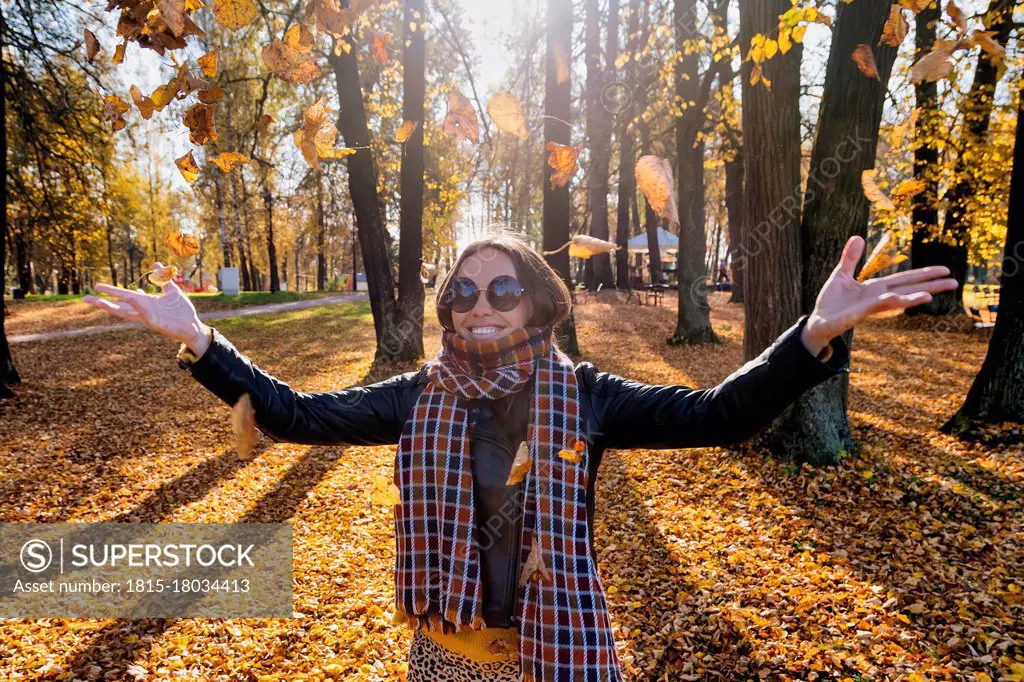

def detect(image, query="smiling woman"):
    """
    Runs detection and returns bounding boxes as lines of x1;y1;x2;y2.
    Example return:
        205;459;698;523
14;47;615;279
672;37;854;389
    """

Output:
82;230;957;681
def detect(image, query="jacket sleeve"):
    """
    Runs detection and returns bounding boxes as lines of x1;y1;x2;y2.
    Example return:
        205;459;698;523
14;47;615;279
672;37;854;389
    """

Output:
580;314;851;450
177;327;424;447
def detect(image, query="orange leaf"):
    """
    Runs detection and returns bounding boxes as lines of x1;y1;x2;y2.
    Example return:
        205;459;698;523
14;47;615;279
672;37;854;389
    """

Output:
396;119;419;143
183;102;217;146
165;231;200;258
175;151;200;183
518;535;550;586
129;85;156;120
487;92;529;140
635;155;679;223
852;44;880;80
232;393;258;459
879;5;908;48
442;90;480;144
103;95;130;132
84;29;100;63
262;39;321;83
197;50;217;78
284;24;315;53
368;28;392;63
505;442;532;486
214;0;257;31
210;152;250;173
546;142;581;189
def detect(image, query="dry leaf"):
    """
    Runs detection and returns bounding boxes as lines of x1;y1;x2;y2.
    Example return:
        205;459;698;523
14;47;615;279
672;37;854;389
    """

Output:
84;29;100;62
284;24;315;53
518;535;550;586
880;5;909;48
113;40;126;65
545;142;581;189
970;30;1006;61
232;393;258;460
861;170;895;211
175;151;200;183
396;119;419;143
558;448;582;464
852;44;880;80
197;50;217;78
293;97;356;169
256;114;274;136
214;0;257;31
891;178;927;203
487;93;529;140
369;474;401;505
506;442;531;486
210;152;250;173
946;0;967;35
910;40;957;84
156;0;186;37
306;0;377;38
198;84;225;104
183;103;217;146
148;264;176;286
635;154;679;223
442;90;480;144
367;28;392;63
263;39;321;83
165;231;200;258
858;232;908;281
129;85;156;120
103;95;130;132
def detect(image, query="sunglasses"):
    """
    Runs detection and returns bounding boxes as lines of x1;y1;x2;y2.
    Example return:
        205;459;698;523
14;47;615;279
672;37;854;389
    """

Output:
441;275;528;313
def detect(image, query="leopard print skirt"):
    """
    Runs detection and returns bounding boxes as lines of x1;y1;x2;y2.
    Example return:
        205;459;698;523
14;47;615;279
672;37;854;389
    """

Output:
406;628;521;681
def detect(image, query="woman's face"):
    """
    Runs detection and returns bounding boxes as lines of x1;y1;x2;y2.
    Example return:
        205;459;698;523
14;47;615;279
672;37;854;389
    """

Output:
450;247;533;342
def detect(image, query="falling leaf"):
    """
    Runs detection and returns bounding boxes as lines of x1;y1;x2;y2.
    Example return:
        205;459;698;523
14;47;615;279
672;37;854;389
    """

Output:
155;0;186;37
151;82;180;111
505;442;531;486
369;474;401;505
306;0;377;38
103;95;130;132
970;30;1006;61
558;448;582;464
256;114;274;136
442;90;480;144
129;85;156;120
861;170;895;211
880;5;909;48
210;151;250;173
543;235;621;259
518;535;550;586
198;84;225;104
858;232;908;281
175;151;200;183
946;0;967;34
891;178;926;203
635;154;679;223
545;142;582;189
262;39;321;83
232;393;258;460
113;40;126;64
197;50;217;78
910;40;957;84
367;28;392;63
148;264;176;286
419;262;435;285
183;103;217;145
487;93;529;140
396;119;419;143
852;44;880;80
214;0;257;31
284;23;315;53
294;96;356;169
84;29;100;62
165;231;200;258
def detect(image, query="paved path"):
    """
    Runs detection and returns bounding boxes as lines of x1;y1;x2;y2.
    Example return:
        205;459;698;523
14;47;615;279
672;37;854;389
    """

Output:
9;292;369;344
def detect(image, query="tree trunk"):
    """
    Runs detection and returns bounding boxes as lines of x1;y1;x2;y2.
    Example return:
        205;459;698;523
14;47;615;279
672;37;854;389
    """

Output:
229;173;251;291
725;145;745;304
214;174;232;268
263;187;280;293
774;0;897;465
545;0;579;354
584;0;615;290
327;18;410;364
671;0;717;345
105;216;118;288
14;227;32;292
613;0;640;290
316;173;327;291
738;0;803;362
239;173;260;290
0;47;18;397
396;0;426;362
943;88;1024;433
935;0;1015;313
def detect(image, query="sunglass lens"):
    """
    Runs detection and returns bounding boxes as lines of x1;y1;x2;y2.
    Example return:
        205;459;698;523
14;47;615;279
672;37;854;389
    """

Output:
447;278;479;313
489;275;524;312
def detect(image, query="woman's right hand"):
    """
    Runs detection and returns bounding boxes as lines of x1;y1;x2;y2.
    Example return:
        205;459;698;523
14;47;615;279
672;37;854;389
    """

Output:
83;262;211;357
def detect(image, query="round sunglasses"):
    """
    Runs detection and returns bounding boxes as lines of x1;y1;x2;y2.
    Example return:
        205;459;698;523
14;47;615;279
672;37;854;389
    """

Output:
440;275;528;313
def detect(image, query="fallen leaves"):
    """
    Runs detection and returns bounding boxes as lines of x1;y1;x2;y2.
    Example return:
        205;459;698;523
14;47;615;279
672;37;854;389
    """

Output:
395;119;418;143
506;442;531;485
210;151;250;173
543;234;621;259
183;102;217;145
861;169;895;211
84;29;100;62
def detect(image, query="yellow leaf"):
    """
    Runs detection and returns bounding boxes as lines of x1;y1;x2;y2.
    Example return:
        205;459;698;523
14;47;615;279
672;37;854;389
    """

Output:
505;442;531;486
792;25;807;43
487;92;530;140
442;89;480;144
396;119;419;143
214;0;257;31
635;154;679;223
546;142;582;189
197;50;218;78
165;231;200;258
175;152;200;183
210;152;250;173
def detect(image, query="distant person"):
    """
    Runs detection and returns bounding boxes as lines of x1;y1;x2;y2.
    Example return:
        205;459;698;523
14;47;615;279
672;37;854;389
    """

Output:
84;232;956;681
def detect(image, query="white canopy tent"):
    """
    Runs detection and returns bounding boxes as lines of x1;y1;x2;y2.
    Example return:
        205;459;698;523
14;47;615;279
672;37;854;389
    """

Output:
626;226;679;254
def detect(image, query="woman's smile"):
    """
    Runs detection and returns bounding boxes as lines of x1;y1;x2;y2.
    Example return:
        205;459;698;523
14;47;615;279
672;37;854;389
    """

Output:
467;324;506;340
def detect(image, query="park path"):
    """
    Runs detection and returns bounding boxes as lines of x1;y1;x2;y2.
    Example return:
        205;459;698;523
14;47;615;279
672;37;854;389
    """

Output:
8;292;369;344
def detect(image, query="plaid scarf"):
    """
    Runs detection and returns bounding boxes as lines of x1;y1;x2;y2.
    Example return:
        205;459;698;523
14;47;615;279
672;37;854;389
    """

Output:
393;325;623;681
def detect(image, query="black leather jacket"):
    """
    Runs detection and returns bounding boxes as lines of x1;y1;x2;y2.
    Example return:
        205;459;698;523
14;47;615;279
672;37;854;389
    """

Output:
178;313;849;628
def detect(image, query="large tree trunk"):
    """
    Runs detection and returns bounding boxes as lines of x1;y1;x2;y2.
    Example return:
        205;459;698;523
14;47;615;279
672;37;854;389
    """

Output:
775;0;897;465
316;172;326;291
327;18;414;364
214;174;232;269
229;174;251;291
613;0;641;291
544;0;579;354
907;2;943;314
738;0;803;361
396;0;426;363
584;0;616;290
671;0;717;345
0;46;18;398
239;173;260;290
934;0;1015;312
943;88;1024;434
724;145;745;304
263;185;280;293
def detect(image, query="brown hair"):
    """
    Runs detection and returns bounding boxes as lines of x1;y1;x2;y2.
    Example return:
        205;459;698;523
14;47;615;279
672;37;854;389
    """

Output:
435;230;573;332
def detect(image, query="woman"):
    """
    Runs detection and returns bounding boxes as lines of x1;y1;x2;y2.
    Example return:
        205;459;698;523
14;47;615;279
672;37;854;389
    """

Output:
85;233;956;681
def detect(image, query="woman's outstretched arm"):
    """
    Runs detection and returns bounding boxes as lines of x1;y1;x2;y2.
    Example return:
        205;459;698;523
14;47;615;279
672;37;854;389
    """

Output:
84;266;423;447
580;314;849;450
178;327;424;446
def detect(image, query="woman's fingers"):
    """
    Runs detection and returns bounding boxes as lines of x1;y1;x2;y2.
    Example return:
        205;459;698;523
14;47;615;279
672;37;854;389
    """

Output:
83;295;142;322
889;278;958;298
835;236;866;278
873;265;952;288
875;290;932;313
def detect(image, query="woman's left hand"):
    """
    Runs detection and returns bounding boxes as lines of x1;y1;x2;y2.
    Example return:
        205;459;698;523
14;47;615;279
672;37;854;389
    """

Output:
801;235;960;356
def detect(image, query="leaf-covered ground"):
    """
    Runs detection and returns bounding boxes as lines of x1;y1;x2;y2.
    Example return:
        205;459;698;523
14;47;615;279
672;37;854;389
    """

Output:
0;293;1020;681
